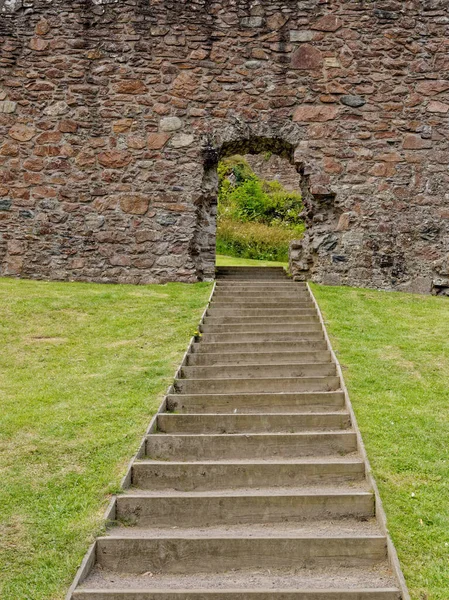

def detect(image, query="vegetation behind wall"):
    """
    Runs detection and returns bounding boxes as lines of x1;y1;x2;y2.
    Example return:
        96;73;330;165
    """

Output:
216;156;304;262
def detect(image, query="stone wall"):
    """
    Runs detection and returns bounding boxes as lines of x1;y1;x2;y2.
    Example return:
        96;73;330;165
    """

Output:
245;154;301;192
1;0;449;293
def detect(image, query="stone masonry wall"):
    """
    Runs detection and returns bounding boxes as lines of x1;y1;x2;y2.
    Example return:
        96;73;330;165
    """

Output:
245;153;301;191
1;0;449;292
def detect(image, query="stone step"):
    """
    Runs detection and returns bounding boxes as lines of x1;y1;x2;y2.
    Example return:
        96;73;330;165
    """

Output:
217;275;290;281
206;309;317;317
180;363;336;381
166;391;345;413
131;458;366;491
94;530;388;573
212;292;311;300
215;280;307;286
215;285;308;292
146;432;357;461
200;332;325;344
209;302;315;309
193;341;328;354
186;351;332;366
116;490;375;527
74;562;400;599
174;376;340;395
200;323;323;334
203;315;319;324
69;268;406;600
157;412;350;434
74;586;401;600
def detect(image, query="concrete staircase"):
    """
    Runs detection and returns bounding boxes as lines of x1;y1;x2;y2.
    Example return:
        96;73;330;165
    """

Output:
70;266;407;600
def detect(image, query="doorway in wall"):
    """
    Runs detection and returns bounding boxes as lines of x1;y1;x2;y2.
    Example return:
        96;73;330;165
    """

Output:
215;151;304;270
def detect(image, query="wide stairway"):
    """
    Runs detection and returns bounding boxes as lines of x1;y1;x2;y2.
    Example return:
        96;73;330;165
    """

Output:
72;266;404;599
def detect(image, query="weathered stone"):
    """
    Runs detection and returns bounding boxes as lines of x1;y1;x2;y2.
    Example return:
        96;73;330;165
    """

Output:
324;57;341;69
291;44;323;70
0;100;17;113
336;213;351;231
126;135;146;149
159;117;183;132
312;15;342;32
245;61;262;70
110;254;131;267
0;199;12;211
427;101;449;113
293;104;339;122
35;18;50;35
0;0;448;292
267;13;289;30
0;141;19;156
157;213;177;227
171;134;194;148
373;9;399;20
114;80;148;95
44;101;69;116
59;120;78;133
98;150;132;168
8;124;36;142
87;49;103;60
147;133;170;149
35;131;62;144
416;80;449;96
241;16;263;28
113;119;133;133
340;95;366;108
7;239;25;255
289;30;313;43
119;194;150;215
402;134;433;150
30;37;49;51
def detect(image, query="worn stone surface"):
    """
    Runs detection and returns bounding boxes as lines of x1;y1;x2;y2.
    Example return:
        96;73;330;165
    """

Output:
0;0;448;292
246;154;300;192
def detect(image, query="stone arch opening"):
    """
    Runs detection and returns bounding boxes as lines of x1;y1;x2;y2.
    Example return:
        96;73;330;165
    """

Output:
191;134;343;284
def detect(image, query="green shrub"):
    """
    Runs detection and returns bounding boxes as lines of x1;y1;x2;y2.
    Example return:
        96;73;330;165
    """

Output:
218;156;303;228
217;218;304;263
216;155;304;262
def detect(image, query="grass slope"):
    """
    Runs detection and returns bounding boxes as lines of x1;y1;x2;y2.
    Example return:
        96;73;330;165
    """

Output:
0;278;211;600
216;254;288;268
312;284;449;600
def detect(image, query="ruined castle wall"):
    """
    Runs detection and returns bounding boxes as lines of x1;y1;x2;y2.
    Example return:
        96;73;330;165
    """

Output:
1;0;449;292
245;154;301;192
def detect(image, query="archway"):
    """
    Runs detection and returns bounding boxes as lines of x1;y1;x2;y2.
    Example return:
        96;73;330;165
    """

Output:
191;134;343;284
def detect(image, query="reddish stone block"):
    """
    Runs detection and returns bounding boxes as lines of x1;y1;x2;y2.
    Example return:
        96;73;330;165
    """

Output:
98;151;132;169
291;44;323;70
147;133;170;150
312;15;342;32
119;194;150;215
416;80;449;96
293;104;338;122
35;131;63;144
30;37;49;51
8;124;36;142
402;134;433;150
58;120;78;133
114;80;148;95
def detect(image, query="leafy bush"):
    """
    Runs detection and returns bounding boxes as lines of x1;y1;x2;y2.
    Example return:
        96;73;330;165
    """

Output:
217;156;303;227
217;218;304;263
216;156;304;261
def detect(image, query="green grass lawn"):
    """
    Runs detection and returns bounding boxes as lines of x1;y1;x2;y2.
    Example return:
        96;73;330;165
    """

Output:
216;254;288;268
312;284;449;600
0;278;212;600
2;266;448;600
